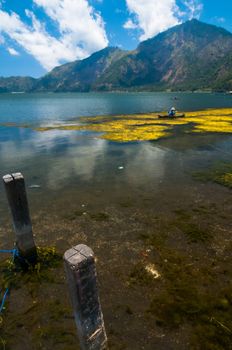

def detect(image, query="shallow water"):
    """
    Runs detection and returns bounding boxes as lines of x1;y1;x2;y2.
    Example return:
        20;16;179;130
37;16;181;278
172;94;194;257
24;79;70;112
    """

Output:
0;92;232;349
0;92;232;238
0;92;231;210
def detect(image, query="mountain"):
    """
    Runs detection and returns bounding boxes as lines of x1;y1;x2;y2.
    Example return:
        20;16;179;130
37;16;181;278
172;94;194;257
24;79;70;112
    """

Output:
1;19;232;92
0;76;36;93
35;47;127;92
91;19;232;91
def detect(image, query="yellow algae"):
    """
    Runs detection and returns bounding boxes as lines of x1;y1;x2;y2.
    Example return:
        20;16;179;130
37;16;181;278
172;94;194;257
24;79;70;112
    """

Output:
186;115;230;122
80;109;232;141
84;120;171;142
157;119;190;126
35;126;58;131
101;127;170;142
193;121;232;133
217;173;232;188
185;108;232;117
2;107;232;142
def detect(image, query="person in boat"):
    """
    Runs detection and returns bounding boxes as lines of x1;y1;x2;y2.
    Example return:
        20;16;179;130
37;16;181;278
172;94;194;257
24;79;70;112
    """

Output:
168;107;176;117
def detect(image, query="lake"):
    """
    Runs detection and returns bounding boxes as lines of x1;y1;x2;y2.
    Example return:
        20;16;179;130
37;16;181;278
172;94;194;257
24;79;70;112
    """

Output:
0;92;232;350
0;92;232;212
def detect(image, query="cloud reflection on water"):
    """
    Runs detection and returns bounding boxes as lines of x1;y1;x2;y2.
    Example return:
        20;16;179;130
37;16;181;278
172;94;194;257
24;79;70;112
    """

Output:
0;128;108;191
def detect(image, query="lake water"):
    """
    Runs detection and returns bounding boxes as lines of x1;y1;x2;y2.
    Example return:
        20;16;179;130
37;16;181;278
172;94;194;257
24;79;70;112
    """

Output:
0;91;231;230
1;92;232;349
1;92;232;124
0;92;232;221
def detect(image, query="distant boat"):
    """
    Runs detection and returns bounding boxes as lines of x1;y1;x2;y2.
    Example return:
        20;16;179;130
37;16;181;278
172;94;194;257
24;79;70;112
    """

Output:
158;113;185;119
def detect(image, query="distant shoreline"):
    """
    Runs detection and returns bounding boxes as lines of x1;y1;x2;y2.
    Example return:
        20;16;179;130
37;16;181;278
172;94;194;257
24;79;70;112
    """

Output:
0;90;229;94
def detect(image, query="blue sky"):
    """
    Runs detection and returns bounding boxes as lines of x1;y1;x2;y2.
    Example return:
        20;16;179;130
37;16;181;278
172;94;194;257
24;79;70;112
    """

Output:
0;0;231;77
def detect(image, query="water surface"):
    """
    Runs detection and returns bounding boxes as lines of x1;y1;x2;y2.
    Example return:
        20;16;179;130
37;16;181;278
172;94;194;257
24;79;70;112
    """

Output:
0;92;231;211
0;92;232;349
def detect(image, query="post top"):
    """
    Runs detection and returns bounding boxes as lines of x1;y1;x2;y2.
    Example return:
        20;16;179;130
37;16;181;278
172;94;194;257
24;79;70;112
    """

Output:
3;174;13;184
12;173;23;180
3;173;24;184
64;244;94;269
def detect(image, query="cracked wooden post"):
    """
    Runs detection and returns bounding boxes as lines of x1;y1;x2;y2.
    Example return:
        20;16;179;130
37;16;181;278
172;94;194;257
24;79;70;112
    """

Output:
3;172;37;265
64;244;108;350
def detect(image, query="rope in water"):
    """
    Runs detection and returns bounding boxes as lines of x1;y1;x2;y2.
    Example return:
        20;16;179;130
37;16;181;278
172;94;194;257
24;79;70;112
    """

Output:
0;248;18;314
0;288;9;314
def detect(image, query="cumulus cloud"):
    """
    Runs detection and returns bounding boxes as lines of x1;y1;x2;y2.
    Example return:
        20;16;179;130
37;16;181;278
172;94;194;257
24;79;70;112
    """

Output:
0;0;108;71
33;0;108;54
124;0;180;41
7;47;20;56
124;0;203;41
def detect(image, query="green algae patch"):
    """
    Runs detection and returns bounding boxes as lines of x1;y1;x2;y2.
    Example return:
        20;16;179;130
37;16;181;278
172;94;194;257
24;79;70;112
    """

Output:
150;284;232;349
216;172;232;189
0;246;62;292
172;210;212;243
193;162;232;189
63;209;86;221
133;230;232;350
179;222;211;242
89;212;110;221
0;247;77;349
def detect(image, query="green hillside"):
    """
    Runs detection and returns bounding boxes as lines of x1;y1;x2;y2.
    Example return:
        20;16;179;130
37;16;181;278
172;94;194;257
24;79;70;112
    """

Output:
1;20;232;92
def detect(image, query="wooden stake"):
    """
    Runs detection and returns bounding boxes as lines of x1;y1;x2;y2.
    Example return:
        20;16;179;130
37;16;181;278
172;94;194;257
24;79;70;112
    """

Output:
64;244;108;350
3;173;37;264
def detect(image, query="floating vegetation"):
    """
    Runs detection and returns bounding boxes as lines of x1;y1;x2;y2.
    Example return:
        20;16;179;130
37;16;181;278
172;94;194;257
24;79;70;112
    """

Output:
2;108;232;143
193;121;232;133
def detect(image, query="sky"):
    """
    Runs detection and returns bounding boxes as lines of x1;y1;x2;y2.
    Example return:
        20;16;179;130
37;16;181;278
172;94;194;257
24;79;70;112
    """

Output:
0;0;231;77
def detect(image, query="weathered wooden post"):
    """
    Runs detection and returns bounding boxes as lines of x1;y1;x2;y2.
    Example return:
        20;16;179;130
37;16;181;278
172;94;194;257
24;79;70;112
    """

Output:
3;172;37;264
64;244;108;350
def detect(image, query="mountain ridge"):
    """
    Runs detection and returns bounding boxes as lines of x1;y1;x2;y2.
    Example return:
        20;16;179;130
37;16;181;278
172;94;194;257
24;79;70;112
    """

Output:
1;19;232;92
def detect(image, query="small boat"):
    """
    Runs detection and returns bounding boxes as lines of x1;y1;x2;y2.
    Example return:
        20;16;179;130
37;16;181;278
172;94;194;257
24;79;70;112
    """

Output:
158;113;185;119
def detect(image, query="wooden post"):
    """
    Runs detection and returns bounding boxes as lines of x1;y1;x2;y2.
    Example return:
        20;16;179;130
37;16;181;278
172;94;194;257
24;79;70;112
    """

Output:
64;244;108;350
3;172;37;264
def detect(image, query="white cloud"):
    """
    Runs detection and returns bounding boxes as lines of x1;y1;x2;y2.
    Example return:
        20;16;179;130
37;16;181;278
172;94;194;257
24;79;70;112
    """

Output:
0;34;4;44
124;0;203;41
123;19;138;30
0;0;108;71
33;0;108;55
7;47;20;56
124;0;180;41
182;0;203;19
